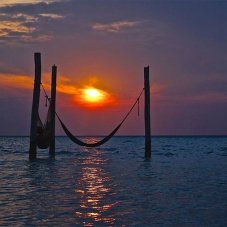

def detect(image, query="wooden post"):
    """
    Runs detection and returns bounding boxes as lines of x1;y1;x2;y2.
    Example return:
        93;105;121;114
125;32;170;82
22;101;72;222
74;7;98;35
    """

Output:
144;66;151;159
29;53;41;160
49;65;57;157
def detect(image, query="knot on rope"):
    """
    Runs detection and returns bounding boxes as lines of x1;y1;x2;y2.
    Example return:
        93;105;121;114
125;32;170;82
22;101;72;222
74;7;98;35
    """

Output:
41;82;50;107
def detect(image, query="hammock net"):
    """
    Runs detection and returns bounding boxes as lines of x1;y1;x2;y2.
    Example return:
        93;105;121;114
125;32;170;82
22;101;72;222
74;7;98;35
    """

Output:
39;81;144;148
36;105;51;149
55;88;144;147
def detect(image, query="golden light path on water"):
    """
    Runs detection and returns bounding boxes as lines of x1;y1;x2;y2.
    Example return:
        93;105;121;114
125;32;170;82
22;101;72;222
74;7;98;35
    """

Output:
74;144;118;226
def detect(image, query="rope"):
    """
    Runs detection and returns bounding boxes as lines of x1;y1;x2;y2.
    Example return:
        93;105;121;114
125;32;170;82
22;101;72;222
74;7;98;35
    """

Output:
137;97;140;116
40;82;50;107
56;88;144;128
55;88;144;147
119;88;144;126
40;81;144;147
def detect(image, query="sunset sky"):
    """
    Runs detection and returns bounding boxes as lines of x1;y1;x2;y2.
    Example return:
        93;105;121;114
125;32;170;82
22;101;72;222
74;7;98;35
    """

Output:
0;0;226;136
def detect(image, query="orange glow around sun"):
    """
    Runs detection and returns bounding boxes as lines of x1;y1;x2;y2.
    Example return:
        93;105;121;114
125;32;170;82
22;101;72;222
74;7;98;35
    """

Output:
77;86;115;107
82;87;106;103
0;72;117;108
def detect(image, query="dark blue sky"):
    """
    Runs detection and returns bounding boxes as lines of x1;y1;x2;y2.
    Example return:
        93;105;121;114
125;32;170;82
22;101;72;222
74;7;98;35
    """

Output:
0;0;226;135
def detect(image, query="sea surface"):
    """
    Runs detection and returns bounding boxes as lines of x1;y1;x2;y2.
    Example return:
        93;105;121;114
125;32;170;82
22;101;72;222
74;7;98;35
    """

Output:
0;136;227;226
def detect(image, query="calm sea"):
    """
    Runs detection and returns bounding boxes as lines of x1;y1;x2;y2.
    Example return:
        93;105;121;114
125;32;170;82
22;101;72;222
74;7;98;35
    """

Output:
0;136;227;226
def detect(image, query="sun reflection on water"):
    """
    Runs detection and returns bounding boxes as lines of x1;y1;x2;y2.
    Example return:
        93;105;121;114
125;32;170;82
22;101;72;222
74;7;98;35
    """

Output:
74;148;117;226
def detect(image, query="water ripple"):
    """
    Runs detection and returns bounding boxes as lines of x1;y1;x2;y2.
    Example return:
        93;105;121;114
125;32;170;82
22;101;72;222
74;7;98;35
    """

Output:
0;136;227;226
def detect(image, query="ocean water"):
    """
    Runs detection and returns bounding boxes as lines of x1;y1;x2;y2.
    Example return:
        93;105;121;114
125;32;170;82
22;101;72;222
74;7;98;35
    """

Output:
0;136;227;226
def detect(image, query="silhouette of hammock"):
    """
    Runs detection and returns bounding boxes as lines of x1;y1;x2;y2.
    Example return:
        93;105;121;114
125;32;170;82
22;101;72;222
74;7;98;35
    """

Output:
36;105;51;149
41;83;144;147
56;114;122;147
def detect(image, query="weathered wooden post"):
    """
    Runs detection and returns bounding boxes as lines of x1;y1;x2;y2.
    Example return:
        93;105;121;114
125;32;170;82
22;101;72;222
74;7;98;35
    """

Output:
49;65;57;157
29;53;41;160
144;66;151;159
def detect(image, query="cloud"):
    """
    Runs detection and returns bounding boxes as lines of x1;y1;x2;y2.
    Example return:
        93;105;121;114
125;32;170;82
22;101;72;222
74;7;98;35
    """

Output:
0;20;35;34
0;72;117;108
0;73;33;90
0;0;58;7
39;13;64;19
92;20;141;33
0;14;47;44
0;2;65;44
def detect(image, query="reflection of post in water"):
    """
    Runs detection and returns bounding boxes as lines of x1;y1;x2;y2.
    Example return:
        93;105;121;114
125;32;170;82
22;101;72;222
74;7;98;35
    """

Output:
74;148;117;226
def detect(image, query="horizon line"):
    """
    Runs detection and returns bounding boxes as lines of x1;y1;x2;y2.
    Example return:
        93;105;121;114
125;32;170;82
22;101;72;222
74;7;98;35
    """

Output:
0;135;226;137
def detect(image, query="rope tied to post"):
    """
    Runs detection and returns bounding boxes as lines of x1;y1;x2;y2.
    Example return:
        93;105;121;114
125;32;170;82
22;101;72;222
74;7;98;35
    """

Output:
55;88;144;147
40;82;144;147
41;83;50;107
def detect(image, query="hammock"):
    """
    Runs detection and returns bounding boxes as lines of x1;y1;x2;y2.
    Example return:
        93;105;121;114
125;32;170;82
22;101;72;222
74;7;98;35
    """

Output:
57;116;122;147
56;88;144;147
36;105;51;149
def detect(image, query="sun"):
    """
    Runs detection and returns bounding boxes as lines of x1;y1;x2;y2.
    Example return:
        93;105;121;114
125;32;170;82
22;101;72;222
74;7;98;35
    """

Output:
82;87;106;103
75;86;115;107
